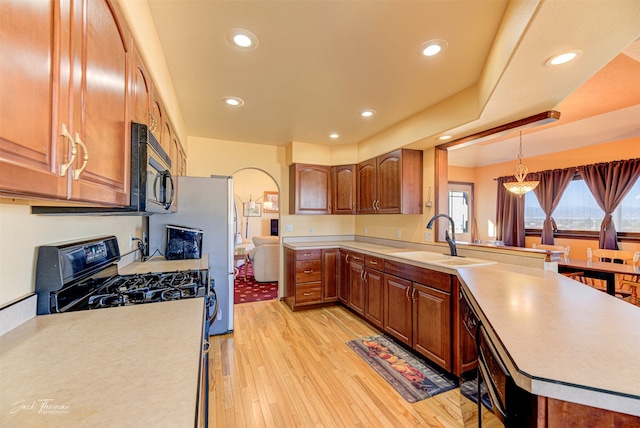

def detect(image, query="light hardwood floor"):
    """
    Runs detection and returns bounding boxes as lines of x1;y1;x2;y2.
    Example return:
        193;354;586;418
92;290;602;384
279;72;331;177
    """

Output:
208;300;464;427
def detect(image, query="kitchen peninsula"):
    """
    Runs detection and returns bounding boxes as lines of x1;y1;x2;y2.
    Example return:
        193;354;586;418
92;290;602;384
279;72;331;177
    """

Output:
283;238;640;422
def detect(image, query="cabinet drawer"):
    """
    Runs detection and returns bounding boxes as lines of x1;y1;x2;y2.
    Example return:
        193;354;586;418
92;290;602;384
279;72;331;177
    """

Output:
365;255;384;270
296;249;321;261
348;251;365;264
296;282;322;304
296;260;322;282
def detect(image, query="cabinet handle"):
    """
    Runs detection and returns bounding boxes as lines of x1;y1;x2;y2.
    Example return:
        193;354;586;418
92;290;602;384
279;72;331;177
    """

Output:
149;111;158;132
72;132;89;180
369;260;378;265
363;271;368;282
405;285;410;301
303;292;313;296
303;270;314;274
59;123;77;176
375;200;380;210
303;253;313;257
203;339;210;354
345;254;350;265
411;288;418;302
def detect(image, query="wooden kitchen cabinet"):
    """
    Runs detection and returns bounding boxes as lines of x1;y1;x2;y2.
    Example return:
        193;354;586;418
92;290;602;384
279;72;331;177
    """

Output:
363;255;384;329
383;274;413;346
348;252;366;316
384;259;452;371
322;248;339;303
284;247;337;310
0;0;130;206
412;282;451;369
356;149;423;214
332;164;357;214
150;90;164;150
131;45;151;127
338;249;351;305
0;0;67;200
289;163;331;214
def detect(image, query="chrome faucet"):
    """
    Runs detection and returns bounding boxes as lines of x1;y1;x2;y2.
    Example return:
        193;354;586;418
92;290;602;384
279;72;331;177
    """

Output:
426;214;457;256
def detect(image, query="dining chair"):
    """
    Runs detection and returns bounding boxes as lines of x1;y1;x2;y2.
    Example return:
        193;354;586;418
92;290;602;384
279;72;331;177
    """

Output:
619;251;640;305
586;248;637;297
532;243;570;258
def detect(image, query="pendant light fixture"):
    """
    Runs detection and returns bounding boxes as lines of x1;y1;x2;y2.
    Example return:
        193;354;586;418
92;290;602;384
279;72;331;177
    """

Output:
503;131;539;196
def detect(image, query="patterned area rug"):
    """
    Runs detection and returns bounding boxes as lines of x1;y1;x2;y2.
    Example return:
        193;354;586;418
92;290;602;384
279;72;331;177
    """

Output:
347;334;457;403
234;262;278;304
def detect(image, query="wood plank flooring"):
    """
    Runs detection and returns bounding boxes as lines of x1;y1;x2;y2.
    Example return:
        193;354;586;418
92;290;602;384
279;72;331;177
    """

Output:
208;300;464;427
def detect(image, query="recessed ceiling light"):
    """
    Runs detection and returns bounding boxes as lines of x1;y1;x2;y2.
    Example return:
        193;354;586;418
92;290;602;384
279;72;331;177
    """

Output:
419;39;448;57
438;135;452;141
227;29;258;49
329;133;339;139
223;96;244;106
360;109;376;118
546;50;581;66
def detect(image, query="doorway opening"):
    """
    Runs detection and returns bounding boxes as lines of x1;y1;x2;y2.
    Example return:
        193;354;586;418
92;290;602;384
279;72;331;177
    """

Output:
448;182;475;244
232;168;280;304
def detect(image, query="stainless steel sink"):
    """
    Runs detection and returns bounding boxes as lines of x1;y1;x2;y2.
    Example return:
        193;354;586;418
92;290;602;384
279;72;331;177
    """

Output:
389;251;496;267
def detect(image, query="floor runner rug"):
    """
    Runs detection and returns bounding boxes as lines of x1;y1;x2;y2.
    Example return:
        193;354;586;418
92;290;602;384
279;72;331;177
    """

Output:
347;334;457;403
234;262;278;304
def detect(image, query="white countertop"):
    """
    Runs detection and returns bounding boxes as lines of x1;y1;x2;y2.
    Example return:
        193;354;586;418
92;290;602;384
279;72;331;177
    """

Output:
0;298;205;427
284;239;640;416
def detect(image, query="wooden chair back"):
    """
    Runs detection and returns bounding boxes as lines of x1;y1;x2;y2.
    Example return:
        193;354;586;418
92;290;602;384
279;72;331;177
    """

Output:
532;243;570;258
587;248;635;264
619;251;640;304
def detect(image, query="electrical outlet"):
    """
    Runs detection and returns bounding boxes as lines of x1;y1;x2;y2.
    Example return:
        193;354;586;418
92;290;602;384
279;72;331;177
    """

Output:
129;234;134;249
309;227;314;234
286;224;293;232
142;232;147;244
396;229;401;238
424;231;433;242
364;227;368;235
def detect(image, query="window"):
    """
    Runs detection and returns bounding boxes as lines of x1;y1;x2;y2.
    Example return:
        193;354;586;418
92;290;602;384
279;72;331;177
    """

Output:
525;178;640;233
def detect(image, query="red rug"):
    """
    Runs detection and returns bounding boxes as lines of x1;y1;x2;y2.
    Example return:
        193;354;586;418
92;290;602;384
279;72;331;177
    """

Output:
234;262;278;304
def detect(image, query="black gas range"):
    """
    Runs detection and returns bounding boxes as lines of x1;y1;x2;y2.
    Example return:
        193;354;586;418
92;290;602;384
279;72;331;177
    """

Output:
35;236;211;315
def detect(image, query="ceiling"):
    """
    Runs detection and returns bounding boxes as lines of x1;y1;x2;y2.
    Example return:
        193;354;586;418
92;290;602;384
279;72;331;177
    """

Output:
146;0;640;166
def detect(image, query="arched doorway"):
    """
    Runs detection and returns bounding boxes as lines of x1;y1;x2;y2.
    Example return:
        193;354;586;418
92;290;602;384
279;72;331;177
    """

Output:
232;168;280;304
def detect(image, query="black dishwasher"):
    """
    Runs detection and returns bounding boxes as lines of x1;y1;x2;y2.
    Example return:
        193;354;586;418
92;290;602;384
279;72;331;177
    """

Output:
459;291;536;428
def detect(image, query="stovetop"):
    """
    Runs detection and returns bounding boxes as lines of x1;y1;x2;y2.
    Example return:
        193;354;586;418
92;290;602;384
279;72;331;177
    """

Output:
35;235;210;314
56;270;208;313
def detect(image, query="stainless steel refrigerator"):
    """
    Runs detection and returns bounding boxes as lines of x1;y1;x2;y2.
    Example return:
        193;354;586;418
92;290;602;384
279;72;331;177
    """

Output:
149;175;234;335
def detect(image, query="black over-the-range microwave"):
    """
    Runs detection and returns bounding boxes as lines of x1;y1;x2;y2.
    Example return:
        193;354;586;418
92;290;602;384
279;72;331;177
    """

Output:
32;122;175;215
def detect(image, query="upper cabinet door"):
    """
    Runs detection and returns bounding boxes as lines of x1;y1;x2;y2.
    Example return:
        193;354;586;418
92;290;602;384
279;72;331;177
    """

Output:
376;150;402;213
289;164;331;214
356;159;377;214
68;0;130;205
131;46;151;127
0;0;67;199
332;164;356;214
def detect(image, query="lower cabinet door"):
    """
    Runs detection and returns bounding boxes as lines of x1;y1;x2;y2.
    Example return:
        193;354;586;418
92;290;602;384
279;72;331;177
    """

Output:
364;269;384;329
383;274;412;346
349;261;365;315
413;282;451;370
